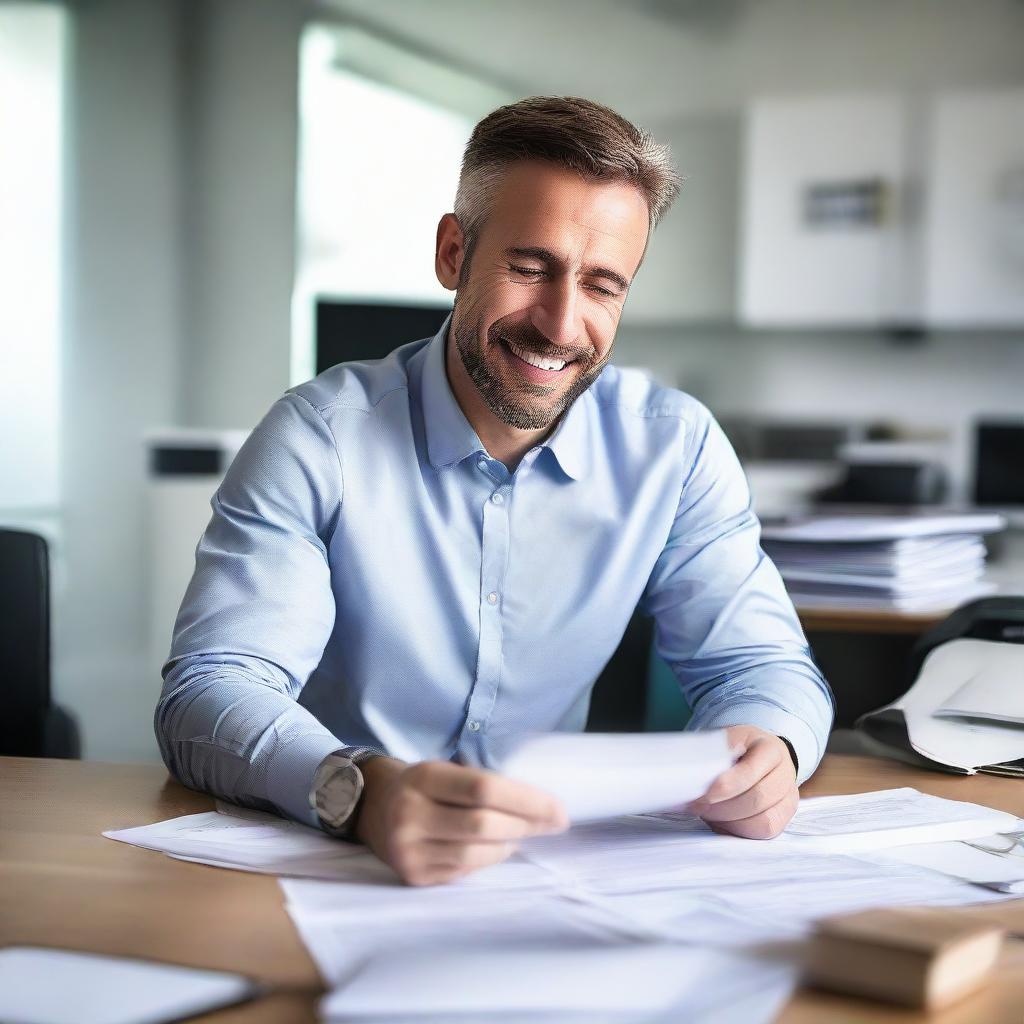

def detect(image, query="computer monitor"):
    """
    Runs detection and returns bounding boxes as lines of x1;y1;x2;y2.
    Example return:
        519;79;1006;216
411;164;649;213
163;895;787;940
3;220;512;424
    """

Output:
315;300;451;375
974;420;1024;507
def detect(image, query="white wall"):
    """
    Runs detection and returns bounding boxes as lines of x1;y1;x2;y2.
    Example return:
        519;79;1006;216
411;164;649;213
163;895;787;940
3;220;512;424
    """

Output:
622;114;740;324
613;324;1024;501
182;0;304;430
60;0;186;761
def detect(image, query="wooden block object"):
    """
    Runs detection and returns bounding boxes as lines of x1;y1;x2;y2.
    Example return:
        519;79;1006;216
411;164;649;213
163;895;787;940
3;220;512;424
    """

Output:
805;907;1005;1009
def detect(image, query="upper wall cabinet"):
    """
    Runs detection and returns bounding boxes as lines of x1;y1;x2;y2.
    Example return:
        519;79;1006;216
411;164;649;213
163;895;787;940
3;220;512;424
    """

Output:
739;95;918;328
924;90;1024;327
739;90;1024;329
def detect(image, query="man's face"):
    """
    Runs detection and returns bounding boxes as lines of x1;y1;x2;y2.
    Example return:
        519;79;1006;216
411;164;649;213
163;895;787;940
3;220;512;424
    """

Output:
446;161;649;431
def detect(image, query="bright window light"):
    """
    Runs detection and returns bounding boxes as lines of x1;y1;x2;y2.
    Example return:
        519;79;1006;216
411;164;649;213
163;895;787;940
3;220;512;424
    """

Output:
0;5;65;510
291;26;478;383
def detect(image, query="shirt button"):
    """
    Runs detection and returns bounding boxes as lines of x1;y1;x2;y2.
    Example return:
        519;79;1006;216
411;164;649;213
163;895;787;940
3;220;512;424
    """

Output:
477;459;488;471
467;720;481;732
486;591;498;605
491;492;504;505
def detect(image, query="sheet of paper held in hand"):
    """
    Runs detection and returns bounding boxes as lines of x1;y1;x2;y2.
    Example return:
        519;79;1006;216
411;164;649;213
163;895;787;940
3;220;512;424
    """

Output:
496;729;736;822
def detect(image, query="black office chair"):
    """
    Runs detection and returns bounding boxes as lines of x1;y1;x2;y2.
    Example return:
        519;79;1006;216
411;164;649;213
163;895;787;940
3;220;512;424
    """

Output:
585;609;656;732
0;529;80;757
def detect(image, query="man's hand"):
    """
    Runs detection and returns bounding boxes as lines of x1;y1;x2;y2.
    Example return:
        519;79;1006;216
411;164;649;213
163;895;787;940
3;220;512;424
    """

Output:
353;756;568;886
688;725;799;840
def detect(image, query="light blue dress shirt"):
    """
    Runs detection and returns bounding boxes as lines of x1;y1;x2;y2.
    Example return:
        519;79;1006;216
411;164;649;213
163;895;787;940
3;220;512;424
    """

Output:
156;316;834;828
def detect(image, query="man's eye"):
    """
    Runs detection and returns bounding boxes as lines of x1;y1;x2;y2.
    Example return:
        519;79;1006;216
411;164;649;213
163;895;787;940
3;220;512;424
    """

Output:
587;284;615;298
510;265;545;279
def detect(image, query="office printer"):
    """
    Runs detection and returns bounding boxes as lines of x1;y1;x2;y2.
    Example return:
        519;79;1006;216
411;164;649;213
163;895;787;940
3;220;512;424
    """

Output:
857;597;1024;776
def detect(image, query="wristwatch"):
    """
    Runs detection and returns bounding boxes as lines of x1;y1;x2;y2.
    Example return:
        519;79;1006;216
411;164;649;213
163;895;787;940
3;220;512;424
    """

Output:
309;748;378;840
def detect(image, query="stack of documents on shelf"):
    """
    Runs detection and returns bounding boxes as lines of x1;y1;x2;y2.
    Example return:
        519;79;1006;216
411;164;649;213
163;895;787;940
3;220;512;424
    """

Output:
858;638;1024;777
762;513;1006;612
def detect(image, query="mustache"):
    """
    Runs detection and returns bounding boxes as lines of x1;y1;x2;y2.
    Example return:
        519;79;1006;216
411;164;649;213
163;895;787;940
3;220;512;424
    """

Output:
489;320;593;364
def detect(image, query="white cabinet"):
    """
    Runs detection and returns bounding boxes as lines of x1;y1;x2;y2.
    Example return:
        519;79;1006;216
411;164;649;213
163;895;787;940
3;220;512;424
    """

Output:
924;90;1024;327
739;90;1024;328
739;96;919;327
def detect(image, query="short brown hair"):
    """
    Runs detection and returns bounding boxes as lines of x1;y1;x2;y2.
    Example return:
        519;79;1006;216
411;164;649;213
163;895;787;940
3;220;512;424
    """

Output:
454;96;680;259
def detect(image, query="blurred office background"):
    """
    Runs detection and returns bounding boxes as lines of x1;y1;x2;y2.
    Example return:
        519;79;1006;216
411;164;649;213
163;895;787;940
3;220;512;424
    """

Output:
2;0;1023;763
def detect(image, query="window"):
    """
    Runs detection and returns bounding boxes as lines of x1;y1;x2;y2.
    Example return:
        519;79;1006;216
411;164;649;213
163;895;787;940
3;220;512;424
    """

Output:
0;5;65;513
291;25;508;383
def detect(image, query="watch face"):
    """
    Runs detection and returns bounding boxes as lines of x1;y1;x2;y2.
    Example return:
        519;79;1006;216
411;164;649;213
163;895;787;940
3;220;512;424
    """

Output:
316;760;364;834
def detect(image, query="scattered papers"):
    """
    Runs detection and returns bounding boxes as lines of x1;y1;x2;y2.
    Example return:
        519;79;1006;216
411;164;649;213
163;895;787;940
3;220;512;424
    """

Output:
496;729;735;822
104;782;1024;1022
275;788;1022;997
858;639;1024;775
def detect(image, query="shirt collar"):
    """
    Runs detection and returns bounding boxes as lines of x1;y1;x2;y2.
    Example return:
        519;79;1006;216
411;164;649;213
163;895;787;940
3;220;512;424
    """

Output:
419;314;591;481
421;315;486;470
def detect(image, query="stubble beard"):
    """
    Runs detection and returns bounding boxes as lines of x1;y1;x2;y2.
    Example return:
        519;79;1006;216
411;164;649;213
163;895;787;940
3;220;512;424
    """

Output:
451;303;610;431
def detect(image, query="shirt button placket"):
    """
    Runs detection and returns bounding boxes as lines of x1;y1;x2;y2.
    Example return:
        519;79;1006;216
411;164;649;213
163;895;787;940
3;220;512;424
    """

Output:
468;479;510;750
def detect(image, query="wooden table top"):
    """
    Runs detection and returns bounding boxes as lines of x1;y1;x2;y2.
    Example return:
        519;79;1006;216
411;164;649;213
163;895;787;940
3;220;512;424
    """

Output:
796;606;947;635
3;754;1024;1023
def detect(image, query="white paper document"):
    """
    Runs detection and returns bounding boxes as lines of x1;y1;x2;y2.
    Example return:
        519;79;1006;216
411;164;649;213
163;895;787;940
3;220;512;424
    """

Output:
319;940;798;1024
872;833;1024;894
496;729;735;821
103;805;389;881
776;787;1022;851
761;513;1006;543
0;947;254;1024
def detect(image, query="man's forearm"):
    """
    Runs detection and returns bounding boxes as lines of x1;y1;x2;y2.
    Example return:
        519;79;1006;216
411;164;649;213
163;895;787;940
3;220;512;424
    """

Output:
155;655;346;826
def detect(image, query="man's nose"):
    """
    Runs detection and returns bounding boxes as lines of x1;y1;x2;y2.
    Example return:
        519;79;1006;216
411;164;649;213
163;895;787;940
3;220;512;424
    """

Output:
531;277;580;351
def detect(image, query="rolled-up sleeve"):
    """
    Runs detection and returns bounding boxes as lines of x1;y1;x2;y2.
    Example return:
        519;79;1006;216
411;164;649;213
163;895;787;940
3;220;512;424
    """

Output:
640;405;834;783
154;392;348;825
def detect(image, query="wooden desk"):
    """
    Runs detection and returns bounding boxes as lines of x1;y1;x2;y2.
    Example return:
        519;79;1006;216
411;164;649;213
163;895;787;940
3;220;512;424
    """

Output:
797;606;946;636
3;755;1024;1023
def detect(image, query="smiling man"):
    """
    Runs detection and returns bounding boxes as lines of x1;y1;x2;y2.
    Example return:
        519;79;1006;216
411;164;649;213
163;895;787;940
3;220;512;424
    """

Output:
156;97;834;886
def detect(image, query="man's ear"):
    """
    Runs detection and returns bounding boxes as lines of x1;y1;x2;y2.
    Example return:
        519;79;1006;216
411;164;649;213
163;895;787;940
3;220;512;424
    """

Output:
435;213;465;291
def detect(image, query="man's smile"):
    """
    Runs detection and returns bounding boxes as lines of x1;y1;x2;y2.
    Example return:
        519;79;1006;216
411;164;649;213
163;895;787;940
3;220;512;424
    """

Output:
498;336;576;384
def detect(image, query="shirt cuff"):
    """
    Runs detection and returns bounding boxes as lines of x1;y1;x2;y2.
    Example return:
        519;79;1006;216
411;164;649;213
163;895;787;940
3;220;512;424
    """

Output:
691;703;825;785
263;731;354;828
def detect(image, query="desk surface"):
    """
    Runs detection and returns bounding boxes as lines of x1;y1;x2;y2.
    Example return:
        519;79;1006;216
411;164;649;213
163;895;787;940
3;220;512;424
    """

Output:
3;754;1024;1023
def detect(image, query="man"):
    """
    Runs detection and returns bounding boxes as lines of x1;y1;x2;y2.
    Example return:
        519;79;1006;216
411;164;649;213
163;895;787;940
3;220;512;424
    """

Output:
156;96;833;886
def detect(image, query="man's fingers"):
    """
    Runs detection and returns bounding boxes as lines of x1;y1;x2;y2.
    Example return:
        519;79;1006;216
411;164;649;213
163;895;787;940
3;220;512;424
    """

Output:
697;737;783;807
425;839;517;872
420;802;547;842
411;762;567;827
708;789;799;841
698;761;794;824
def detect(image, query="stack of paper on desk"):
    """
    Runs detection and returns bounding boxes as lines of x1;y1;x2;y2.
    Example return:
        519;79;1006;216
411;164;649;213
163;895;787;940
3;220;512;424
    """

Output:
762;513;1004;612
